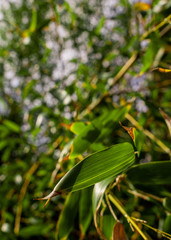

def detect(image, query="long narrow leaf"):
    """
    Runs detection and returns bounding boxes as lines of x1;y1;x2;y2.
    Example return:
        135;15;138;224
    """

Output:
93;176;114;213
126;161;171;185
56;191;80;240
79;187;93;237
39;142;135;200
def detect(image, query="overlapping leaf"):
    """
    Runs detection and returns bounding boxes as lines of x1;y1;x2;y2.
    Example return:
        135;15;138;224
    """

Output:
126;161;171;185
70;107;129;158
56;192;80;240
40;142;135;200
79;187;93;237
93;176;114;213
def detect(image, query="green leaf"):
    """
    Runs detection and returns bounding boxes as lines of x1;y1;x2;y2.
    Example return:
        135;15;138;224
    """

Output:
164;215;171;234
56;191;80;240
29;7;37;33
97;107;129;141
92;176;114;213
19;224;53;237
50;0;60;24
141;38;160;73
22;80;37;99
0;140;8;151
70;107;129;158
69;118;102;159
102;214;116;240
70;122;86;135
90;142;105;152
79;187;93;236
64;1;76;25
40;142;135;199
126;161;171;185
134;130;145;157
0;125;10;138
163;197;171;212
3;120;20;133
95;16;105;35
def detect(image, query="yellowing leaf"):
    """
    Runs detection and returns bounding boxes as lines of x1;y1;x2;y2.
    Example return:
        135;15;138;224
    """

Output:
22;30;30;38
152;67;171;73
119;121;135;141
60;122;87;135
133;2;151;11
119;122;144;156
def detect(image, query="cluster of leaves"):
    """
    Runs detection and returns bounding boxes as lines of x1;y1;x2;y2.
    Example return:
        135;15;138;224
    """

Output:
0;0;171;239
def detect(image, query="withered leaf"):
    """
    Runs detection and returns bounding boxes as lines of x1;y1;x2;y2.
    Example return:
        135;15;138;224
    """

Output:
113;221;127;240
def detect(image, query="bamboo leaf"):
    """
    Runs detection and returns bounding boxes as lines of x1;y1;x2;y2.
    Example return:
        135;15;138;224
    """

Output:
164;215;171;235
163;197;171;212
113;222;127;240
102;214;116;240
79;187;93;237
29;7;37;33
69;118;101;159
3;120;20;133
70;107;129;158
141;38;160;74
56;191;80;240
39;142;135;200
70;122;87;135
126;161;171;185
93;176;114;213
119;121;144;156
95;16;105;35
19;224;53;237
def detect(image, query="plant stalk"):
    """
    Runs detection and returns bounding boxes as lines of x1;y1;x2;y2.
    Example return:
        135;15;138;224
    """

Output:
108;191;149;240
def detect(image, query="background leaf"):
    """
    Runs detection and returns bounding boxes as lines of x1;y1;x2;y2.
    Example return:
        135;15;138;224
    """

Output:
141;37;161;73
56;191;80;240
102;214;116;240
79;187;93;237
113;222;127;240
70;107;129;158
126;161;171;185
3;120;20;133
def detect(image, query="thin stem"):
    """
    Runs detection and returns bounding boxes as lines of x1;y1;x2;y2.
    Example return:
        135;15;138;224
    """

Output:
78;51;138;120
122;186;164;203
109;51;138;88
140;222;171;240
105;192;118;221
141;14;171;40
14;162;39;235
94;204;107;240
108;191;149;240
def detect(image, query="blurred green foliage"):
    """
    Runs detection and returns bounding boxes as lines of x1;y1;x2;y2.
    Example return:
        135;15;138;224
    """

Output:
0;0;171;239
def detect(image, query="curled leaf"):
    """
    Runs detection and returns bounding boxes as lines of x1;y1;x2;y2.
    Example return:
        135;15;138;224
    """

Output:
119;121;135;141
